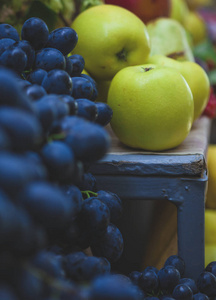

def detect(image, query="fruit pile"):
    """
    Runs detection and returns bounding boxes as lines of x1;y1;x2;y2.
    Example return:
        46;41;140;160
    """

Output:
0;1;216;299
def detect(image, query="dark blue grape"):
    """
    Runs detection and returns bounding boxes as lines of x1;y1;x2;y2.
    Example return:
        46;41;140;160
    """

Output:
68;54;85;76
17;78;31;90
172;284;193;300
95;102;113;126
158;265;181;294
31;250;65;279
0;47;27;73
37;94;70;118
27;68;47;85
61;116;110;162
0;191;46;256
160;296;175;300
76;98;98;121
71;76;94;99
80;73;98;101
0;152;47;196
0;107;42;152
129;271;142;285
193;292;209;299
34;94;70;131
17;181;74;229
12;40;35;70
77;172;97;192
89;274;143;300
25;84;47;100
205;261;216;277
35;48;66;71
46;27;78;55
65;253;110;281
21;17;49;50
91;223;124;263
0;24;19;41
42;69;72;95
139;268;159;294
65;56;73;75
0;67;34;112
41;141;75;183
145;266;159;274
79;197;110;236
196;271;216;297
179;278;198;294
59;95;78;115
145;297;159;300
60;184;83;217
0;38;16;55
164;255;185;277
97;190;122;223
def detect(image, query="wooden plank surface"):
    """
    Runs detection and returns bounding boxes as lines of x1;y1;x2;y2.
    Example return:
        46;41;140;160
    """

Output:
90;116;211;177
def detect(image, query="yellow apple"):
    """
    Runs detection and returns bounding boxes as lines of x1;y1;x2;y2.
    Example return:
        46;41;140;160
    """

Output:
147;54;210;121
71;4;151;80
107;64;194;151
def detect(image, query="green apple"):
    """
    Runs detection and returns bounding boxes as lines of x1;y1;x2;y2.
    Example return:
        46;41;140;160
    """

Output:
71;4;151;80
107;64;194;151
147;54;210;121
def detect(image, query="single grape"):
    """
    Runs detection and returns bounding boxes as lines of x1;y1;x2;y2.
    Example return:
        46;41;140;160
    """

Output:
30;250;65;279
71;76;94;99
0;67;34;113
128;271;142;286
145;266;159;274
21;17;49;50
76;98;98;121
158;265;181;294
77;172;97;192
60;184;83;217
24;84;47;100
164;255;185;277
205;261;216;277
27;69;47;85
0;38;16;56
0;24;19;41
95;102;113;126
41;140;75;183
34;48;66;71
0;284;18;300
179;278;198;294
59;95;78;115
196;271;216;297
68;54;85;76
46;27;78;56
12;40;35;70
17;181;74;229
89;274;143;300
193;292;209;299
61;116;110;162
172;284;193;300
91;223;124;263
138;268;159;294
0;47;27;73
42;69;72;95
97;190;122;223
0;107;43;152
78;196;110;236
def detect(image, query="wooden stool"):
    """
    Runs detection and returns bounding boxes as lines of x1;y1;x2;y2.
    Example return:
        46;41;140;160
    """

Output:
90;116;211;280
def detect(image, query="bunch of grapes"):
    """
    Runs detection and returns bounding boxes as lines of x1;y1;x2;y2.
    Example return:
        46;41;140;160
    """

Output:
0;16;216;300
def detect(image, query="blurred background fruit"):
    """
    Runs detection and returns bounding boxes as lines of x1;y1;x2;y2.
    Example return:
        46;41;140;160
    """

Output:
104;0;171;24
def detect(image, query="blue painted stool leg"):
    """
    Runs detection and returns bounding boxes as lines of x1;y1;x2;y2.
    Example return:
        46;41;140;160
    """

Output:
176;176;207;280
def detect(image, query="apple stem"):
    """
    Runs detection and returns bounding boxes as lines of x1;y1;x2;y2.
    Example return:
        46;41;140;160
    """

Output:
142;67;154;72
